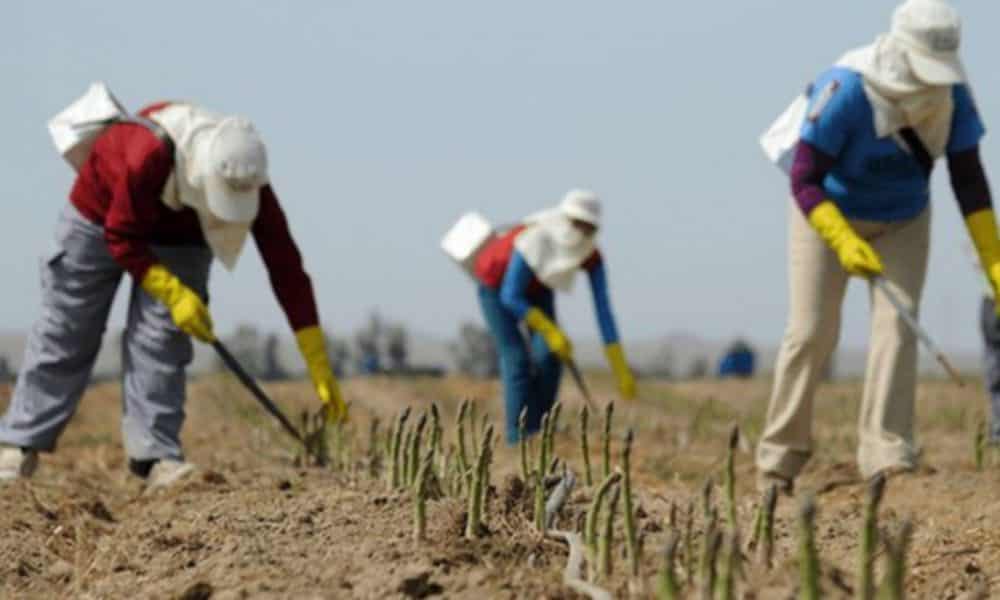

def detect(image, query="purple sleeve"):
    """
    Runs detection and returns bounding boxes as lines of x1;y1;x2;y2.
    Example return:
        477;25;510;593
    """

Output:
948;146;993;216
790;141;836;216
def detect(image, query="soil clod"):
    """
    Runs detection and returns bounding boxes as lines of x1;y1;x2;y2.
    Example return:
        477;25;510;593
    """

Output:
177;581;213;600
398;572;444;598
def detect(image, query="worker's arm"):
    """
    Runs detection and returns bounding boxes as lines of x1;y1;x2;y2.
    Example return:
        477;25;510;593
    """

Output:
945;85;999;309
790;141;883;278
251;187;346;423
584;252;635;400
102;125;175;281
950;148;1000;304
793;74;883;278
500;251;572;361
99;126;216;342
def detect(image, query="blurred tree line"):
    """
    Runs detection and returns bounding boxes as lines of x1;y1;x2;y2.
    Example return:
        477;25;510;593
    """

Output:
215;311;499;380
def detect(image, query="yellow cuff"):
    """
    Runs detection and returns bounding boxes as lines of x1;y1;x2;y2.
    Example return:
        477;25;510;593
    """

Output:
604;342;628;372
966;208;1000;268
140;264;181;305
524;307;573;361
295;325;333;380
604;342;636;400
524;307;554;333
807;200;854;248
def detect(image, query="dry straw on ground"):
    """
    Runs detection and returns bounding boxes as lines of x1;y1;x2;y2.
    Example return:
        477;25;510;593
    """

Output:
0;375;997;597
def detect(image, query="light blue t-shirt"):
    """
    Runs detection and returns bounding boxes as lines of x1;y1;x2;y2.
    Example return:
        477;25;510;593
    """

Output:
800;67;985;222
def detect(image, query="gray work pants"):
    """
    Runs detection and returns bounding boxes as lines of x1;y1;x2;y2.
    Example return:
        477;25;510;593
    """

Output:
980;297;1000;442
0;205;211;461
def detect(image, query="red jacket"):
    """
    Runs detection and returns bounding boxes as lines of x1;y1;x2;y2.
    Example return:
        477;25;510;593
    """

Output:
474;225;600;294
69;103;319;331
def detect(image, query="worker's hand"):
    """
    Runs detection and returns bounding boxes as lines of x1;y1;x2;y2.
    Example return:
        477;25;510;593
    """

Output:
140;264;215;342
605;342;637;400
296;326;348;424
835;237;884;277
316;373;348;425
808;201;884;277
965;209;1000;314
524;307;573;362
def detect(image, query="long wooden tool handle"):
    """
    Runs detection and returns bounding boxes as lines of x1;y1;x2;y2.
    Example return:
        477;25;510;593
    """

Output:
213;341;306;442
871;277;963;387
936;353;965;388
566;359;596;410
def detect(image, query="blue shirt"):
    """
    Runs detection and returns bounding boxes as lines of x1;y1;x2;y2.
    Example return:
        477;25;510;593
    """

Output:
499;251;620;345
800;67;985;222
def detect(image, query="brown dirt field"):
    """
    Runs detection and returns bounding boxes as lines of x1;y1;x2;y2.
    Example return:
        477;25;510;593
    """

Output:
0;373;998;599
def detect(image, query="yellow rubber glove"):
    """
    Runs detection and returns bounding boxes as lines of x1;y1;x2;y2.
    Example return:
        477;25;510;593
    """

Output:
140;265;215;342
966;208;1000;312
295;325;348;424
604;342;636;400
808;201;884;277
524;307;573;362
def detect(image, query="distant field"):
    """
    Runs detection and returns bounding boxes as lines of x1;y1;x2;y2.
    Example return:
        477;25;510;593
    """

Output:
0;374;996;598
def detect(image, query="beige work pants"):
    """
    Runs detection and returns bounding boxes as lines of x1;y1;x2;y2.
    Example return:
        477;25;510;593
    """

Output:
756;200;930;479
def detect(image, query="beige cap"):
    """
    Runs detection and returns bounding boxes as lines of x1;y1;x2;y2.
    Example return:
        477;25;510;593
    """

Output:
890;0;965;85
560;189;602;227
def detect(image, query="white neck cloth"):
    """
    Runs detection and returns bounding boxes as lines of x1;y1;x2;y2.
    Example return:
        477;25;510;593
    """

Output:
836;35;957;158
514;208;596;292
150;103;253;271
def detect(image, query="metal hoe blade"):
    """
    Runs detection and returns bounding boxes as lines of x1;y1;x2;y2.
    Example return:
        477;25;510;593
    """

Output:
871;276;963;386
212;341;307;443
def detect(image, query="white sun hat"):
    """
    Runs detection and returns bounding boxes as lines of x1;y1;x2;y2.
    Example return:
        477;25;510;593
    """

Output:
559;188;602;227
890;0;965;86
201;117;269;223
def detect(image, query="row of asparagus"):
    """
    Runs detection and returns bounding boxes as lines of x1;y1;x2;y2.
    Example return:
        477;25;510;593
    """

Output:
656;431;913;599
305;400;917;599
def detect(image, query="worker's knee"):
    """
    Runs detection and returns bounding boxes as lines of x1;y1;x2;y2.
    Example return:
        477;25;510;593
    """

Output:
781;317;839;361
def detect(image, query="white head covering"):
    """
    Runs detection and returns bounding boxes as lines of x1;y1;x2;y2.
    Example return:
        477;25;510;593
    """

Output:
836;0;965;158
201;117;268;223
889;0;964;86
514;189;601;292
150;104;269;270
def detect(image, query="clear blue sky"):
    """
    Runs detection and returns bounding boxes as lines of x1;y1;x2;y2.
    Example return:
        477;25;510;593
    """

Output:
2;1;997;352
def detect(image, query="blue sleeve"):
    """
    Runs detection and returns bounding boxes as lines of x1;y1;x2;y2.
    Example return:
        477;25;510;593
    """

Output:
800;69;864;159
947;84;986;155
587;260;620;345
499;251;535;319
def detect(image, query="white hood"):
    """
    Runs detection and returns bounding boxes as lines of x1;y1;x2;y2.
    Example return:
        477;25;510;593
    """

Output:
514;190;601;292
762;0;966;171
150;104;263;271
837;36;956;158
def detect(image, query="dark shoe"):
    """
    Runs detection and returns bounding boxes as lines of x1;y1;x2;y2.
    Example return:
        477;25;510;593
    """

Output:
756;470;794;496
868;464;915;484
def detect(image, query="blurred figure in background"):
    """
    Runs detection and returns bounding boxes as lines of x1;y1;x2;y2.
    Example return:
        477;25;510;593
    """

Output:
471;190;636;443
968;242;1000;444
717;339;756;379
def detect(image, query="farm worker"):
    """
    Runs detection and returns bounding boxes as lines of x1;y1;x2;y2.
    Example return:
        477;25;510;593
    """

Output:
968;242;1000;444
0;101;346;487
756;0;995;491
474;190;636;444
